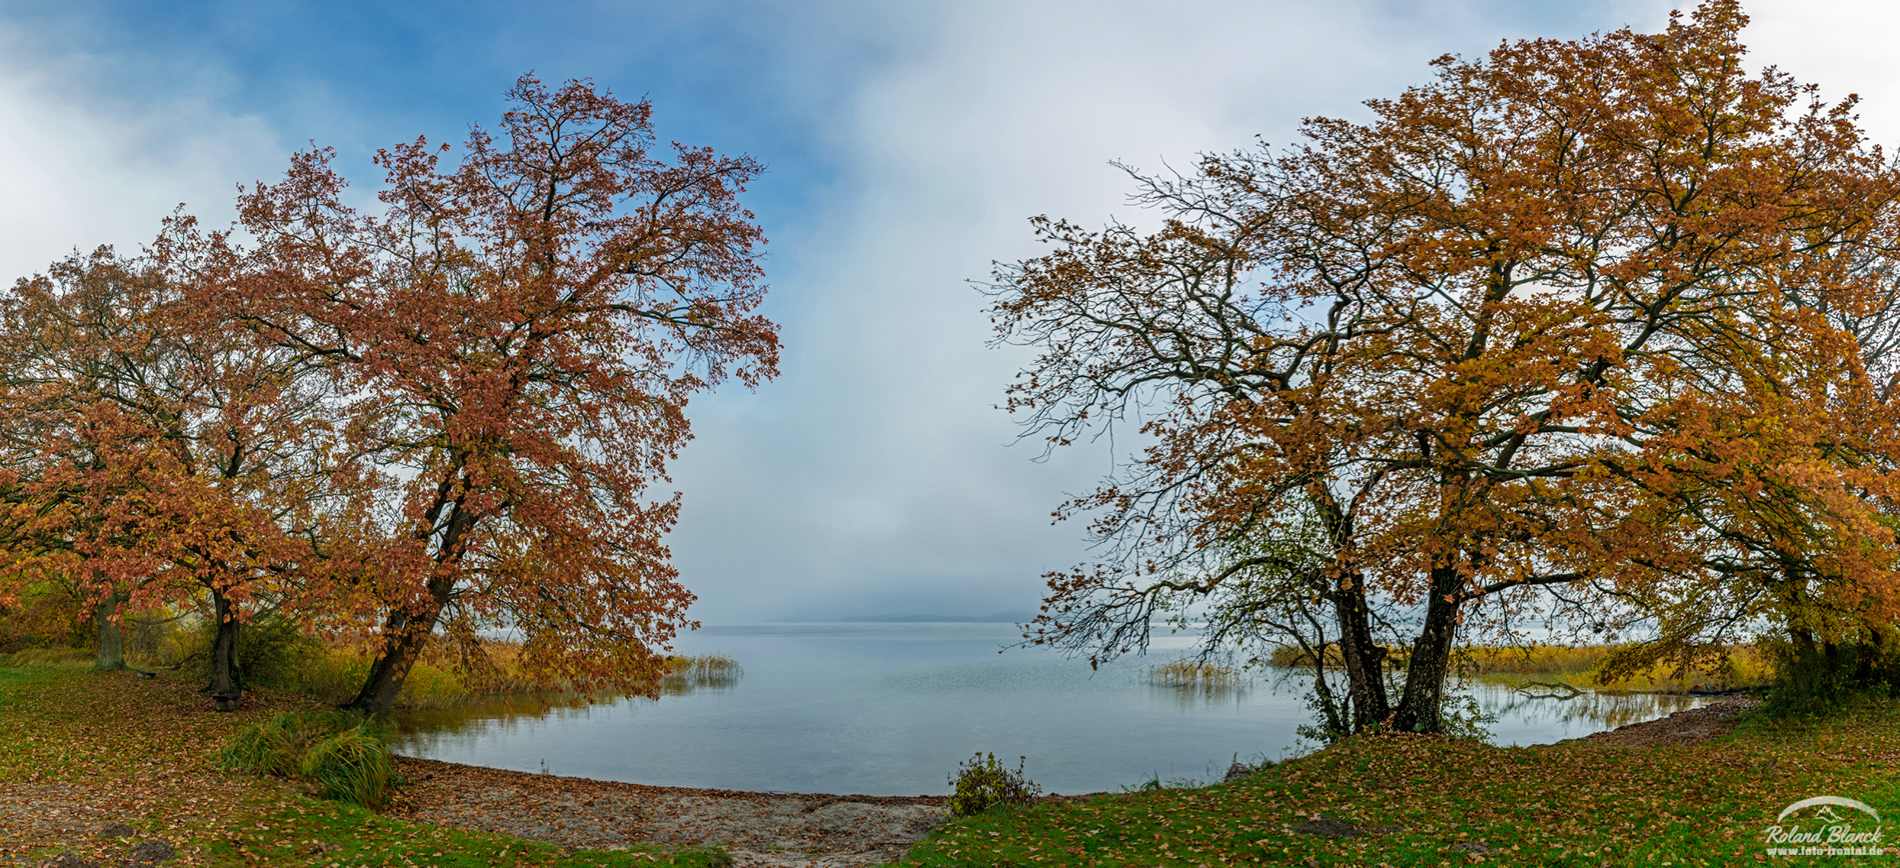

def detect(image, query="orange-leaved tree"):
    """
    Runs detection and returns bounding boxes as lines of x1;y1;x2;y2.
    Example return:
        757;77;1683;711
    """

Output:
233;75;777;713
991;1;1900;732
0;228;351;702
1580;232;1900;696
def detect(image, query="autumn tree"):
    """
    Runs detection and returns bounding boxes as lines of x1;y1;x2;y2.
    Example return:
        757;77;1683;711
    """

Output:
993;1;1900;732
0;232;349;703
1584;232;1900;697
0;247;207;673
233;75;777;713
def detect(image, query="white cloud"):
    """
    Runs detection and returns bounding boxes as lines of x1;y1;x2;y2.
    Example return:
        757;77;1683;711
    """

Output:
0;24;285;283
1733;1;1900;146
666;1;1630;620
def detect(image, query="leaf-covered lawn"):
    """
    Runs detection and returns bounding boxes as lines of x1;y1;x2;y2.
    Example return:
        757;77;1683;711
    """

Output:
0;663;727;866
905;698;1900;865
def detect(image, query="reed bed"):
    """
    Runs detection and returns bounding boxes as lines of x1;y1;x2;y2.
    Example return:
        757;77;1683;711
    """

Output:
1147;659;1245;690
1267;641;1772;694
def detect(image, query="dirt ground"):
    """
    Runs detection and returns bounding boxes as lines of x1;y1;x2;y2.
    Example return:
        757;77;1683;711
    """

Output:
388;758;949;867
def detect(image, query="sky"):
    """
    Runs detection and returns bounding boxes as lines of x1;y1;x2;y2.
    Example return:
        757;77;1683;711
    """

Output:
3;0;1896;622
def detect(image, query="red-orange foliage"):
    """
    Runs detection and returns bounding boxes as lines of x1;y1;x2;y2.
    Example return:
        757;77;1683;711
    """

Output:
0;225;348;696
229;75;776;711
994;1;1900;731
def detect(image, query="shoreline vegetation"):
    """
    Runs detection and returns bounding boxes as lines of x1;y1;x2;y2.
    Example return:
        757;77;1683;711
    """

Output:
1140;642;1772;698
2;617;743;711
1262;642;1774;696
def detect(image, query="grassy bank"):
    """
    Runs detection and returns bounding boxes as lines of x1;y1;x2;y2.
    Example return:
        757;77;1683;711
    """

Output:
7;650;1897;865
1268;642;1774;694
0;660;730;866
905;696;1900;865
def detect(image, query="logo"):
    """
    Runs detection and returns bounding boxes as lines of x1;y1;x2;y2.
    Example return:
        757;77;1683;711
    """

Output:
1764;796;1887;858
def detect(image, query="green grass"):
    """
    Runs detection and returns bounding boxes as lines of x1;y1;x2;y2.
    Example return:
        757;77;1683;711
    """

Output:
904;696;1900;865
298;726;396;808
222;709;369;778
0;661;728;866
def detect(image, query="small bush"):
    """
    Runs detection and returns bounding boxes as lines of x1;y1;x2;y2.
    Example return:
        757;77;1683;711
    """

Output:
948;752;1042;817
223;710;394;808
221;710;365;778
299;727;395;808
1761;633;1900;713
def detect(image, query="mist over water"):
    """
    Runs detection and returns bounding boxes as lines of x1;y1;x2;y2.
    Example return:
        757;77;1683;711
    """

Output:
393;623;1704;795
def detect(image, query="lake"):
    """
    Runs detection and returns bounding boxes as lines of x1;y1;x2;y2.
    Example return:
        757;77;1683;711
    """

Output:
392;622;1705;795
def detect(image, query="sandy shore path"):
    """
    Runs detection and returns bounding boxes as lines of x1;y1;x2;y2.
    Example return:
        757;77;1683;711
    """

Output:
388;757;949;866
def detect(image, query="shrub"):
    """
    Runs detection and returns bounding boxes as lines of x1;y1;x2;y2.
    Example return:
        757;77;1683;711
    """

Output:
221;709;365;777
299;727;395;808
223;710;395;808
948;752;1041;817
0;580;88;653
1762;632;1900;713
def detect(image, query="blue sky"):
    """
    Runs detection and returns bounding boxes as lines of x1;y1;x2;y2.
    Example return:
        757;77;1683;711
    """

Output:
7;0;1893;621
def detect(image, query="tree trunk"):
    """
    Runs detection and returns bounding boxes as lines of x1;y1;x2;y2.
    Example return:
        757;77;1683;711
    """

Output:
1391;566;1461;733
346;604;441;714
207;588;243;711
350;495;475;714
93;594;126;671
1330;576;1389;731
347;568;458;714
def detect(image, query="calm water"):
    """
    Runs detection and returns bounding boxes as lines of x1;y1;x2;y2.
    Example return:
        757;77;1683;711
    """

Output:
393;623;1704;795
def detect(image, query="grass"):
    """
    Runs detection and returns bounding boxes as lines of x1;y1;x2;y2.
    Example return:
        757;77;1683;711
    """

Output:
904;695;1900;865
0;660;730;866
2;645;94;666
662;655;744;692
1266;642;1774;695
222;709;395;808
221;709;368;778
256;640;746;708
298;727;396;808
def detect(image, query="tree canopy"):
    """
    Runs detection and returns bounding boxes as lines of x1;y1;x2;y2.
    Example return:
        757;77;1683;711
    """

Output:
993;0;1900;732
0;75;777;714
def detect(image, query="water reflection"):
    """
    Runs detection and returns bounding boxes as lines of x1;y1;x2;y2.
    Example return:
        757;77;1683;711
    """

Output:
1470;682;1703;732
398;657;744;744
391;624;1709;795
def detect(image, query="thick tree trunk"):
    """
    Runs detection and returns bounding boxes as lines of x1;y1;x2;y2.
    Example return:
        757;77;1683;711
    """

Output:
1330;576;1389;731
350;492;476;715
347;570;457;714
1391;566;1461;733
93;594;126;671
207;588;243;711
346;605;441;714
